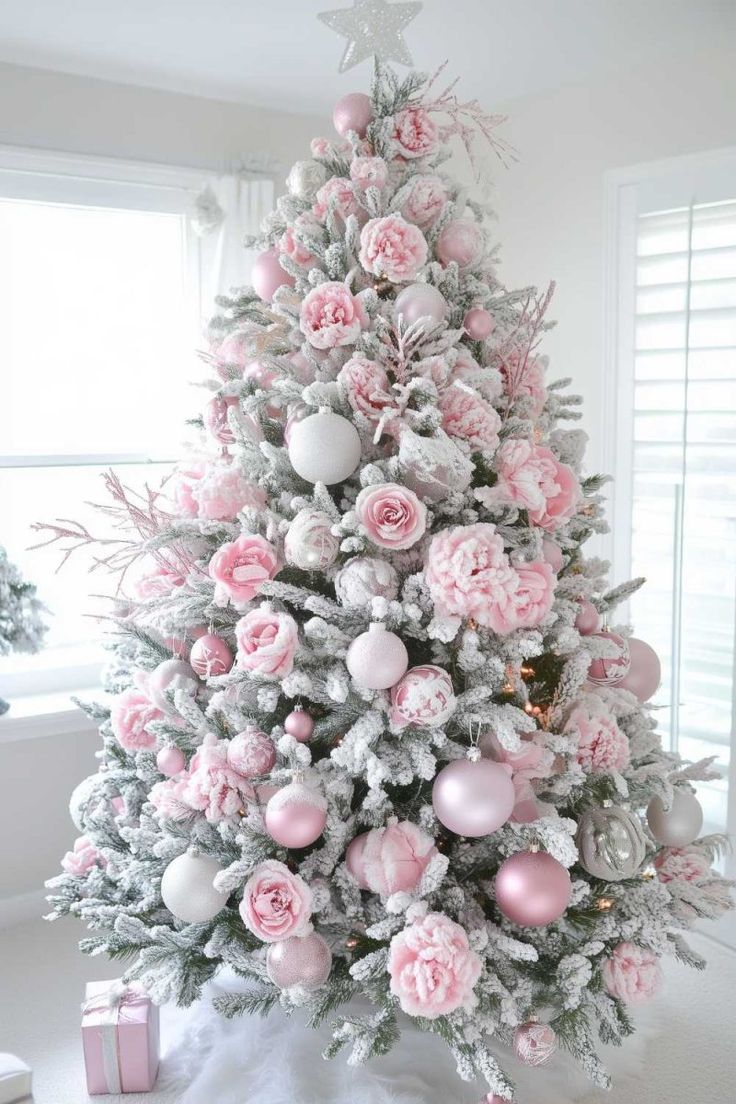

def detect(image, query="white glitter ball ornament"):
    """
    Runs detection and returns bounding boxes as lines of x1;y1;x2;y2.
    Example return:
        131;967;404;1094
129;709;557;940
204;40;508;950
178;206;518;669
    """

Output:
286;159;327;201
287;408;361;485
346;622;409;689
160;852;228;924
285;508;340;571
147;657;199;714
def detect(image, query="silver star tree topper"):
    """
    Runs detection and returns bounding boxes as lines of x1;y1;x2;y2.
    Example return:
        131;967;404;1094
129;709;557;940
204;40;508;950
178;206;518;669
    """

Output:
318;0;422;72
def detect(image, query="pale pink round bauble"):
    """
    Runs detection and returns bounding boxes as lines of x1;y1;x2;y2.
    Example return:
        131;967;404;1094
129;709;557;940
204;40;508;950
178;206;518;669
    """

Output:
617;637;661;702
432;758;515;838
495;850;572;927
587;630;631;685
541;538;564;573
266;931;333;990
436;218;484;268
345;832;370;889
463;307;494;340
333;92;373;138
346;623;409;690
513;1021;558;1066
252;247;295;303
189;633;233;678
394;282;447;328
226;727;276;778
647;789;703;847
265;782;327;848
156;746;186;777
575;599;601;636
284;707;315;743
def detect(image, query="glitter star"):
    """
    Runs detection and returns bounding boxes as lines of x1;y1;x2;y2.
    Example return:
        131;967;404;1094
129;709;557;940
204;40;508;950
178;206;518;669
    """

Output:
318;0;422;73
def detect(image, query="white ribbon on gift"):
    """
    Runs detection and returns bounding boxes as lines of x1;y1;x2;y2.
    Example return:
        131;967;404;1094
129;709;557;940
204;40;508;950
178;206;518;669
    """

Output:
81;979;134;1094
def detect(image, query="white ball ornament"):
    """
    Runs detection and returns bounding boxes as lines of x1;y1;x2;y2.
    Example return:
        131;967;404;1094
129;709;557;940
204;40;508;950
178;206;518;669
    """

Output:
160;852;228;924
284;508;340;571
286;159;327;201
287;408;361;485
147;657;199;714
346;623;409;690
647;788;703;847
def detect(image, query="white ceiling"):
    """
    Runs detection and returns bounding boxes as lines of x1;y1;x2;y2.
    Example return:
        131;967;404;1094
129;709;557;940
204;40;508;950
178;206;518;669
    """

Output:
0;0;733;116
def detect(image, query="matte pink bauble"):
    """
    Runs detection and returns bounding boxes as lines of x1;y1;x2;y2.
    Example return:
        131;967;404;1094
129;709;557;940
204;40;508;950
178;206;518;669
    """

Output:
394;282;447;328
541;538;564;573
251;247;295;303
265;782;327;848
226;726;276;777
436;218;484;268
432;758;515;838
204;394;238;444
346;623;409;690
147;657;199;713
156;746;186;777
575;599;601;636
284;706;315;743
333;92;373;138
189;633;233;678
345;832;370;889
495;850;572;927
587;630;631;686
513;1021;558;1066
266;931;333;990
617;637;661;702
463;307;494;340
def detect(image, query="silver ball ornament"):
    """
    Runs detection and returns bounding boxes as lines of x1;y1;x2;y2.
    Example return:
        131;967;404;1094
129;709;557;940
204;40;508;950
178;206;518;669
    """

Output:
160;852;228;924
286;159;327;202
287;408;361;485
647;789;703;847
576;805;647;881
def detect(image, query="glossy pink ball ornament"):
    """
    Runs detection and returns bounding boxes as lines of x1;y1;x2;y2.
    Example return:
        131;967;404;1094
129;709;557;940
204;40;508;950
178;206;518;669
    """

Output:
226;726;276;777
463;307;494;340
189;633;234;678
204;394;239;444
346;623;409;690
647;788;703;847
265;782;327;848
344;832;370;889
333;92;373;138
495;850;572;927
266;931;333;990
432;758;515;838
394;282;447;328
251;247;295;303
575;599;601;636
617;637;661;702
284;705;315;744
513;1021;558;1066
541;538;564;573
156;746;186;777
587;630;631;686
436;218;484;268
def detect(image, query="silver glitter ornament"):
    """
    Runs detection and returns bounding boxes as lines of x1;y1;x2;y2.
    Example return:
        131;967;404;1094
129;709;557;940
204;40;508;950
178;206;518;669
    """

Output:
576;805;647;882
286;160;328;202
318;0;422;72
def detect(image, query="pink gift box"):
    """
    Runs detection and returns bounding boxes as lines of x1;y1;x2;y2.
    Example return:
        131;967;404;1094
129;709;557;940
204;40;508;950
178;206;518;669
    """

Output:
81;979;159;1095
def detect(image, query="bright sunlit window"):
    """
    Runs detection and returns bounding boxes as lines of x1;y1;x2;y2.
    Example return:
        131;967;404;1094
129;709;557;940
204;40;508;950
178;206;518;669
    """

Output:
0;150;204;700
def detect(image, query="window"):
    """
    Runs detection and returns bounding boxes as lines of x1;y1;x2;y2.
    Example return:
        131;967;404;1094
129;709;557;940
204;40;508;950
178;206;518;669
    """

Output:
0;148;207;702
605;149;736;879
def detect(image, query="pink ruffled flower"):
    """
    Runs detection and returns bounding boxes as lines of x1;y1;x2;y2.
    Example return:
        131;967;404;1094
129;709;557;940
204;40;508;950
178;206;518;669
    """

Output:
310;137;332;158
401;174;447;229
208;535;279;610
240;859;313;942
148;776;192;820
182;739;253;822
414;355;451;389
110;688;163;752
312;176;361;223
129;556;185;600
439;386;501;452
171;460;207;518
235;604;299;679
299;281;367;349
425;523;517;630
565;700;631;774
528;447;581;531
193;464;266;522
512;561;556;630
279;214;319;268
393;107;439;159
348;820;437;896
338;355;395;424
602;942;662;1005
500;354;547;417
480;731;555;823
359;215;428;284
350;156;389;191
450;349;503;402
388;912;481;1019
355;482;427;551
654;846;711;884
61;836;104;875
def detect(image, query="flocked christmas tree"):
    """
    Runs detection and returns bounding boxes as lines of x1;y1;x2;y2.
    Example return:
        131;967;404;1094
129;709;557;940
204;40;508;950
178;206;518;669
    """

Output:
44;52;734;1099
0;546;47;714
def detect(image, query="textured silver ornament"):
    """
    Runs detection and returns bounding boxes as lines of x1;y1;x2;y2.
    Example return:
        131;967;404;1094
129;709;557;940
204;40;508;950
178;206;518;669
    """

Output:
576;805;647;882
286;160;328;202
318;0;422;72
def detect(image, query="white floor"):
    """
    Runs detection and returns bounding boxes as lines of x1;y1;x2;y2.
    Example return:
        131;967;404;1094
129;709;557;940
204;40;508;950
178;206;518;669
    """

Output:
1;916;734;1104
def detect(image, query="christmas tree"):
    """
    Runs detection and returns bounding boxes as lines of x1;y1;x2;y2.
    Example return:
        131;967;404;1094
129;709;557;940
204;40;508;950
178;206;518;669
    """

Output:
45;60;733;1098
0;546;47;714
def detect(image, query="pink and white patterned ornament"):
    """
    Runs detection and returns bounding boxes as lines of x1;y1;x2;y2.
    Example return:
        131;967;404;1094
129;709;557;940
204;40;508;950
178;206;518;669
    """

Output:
266;931;333;990
189;633;233;678
226;727;276;777
265;781;327;848
284;705;315;743
587;630;631;686
390;664;456;729
513;1021;557;1066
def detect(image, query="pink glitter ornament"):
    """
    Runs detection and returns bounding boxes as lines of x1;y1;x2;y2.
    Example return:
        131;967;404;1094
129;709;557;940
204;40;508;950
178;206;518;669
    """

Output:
617;637;661;702
266;931;333;990
189;633;233;678
495;850;572;927
436;218;484;268
265;782;327;848
513;1021;557;1066
463;307;494;340
432;758;515;838
346;623;409;690
284;705;315;743
575;599;601;636
156;746;186;777
333;92;373;138
251;247;295;303
226;727;276;777
587;630;631;686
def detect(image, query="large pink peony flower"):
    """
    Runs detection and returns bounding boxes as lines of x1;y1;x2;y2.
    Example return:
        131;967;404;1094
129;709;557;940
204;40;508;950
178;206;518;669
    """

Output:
355;482;427;550
235;604;299;679
240;859;313;942
528;447;580;531
401;174;447;229
279;214;318;268
654;846;711;884
182;739;254;822
480;731;555;823
388;912;481;1019
312;176;361;223
193;463;266;522
450;348;503;402
338;355;396;425
602;942;662;1005
208;534;279;610
61;835;104;875
565;701;630;774
500;353;547;417
129;556;185;601
439;386;501;452
393;107;439;159
359;215;428;284
110;688;163;752
350;155;389;191
347;820;437;896
299;281;367;349
511;561;556;630
147;776;192;820
425;523;517;630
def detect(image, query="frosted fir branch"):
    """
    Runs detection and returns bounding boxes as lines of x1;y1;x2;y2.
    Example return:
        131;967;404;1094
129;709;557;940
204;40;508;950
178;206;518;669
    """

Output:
599;578;646;611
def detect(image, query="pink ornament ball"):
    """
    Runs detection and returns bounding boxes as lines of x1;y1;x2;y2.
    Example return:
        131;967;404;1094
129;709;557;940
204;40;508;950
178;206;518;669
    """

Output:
541;538;564;573
617;637;661;702
575;599;601;636
432;758;515;838
333;92;374;139
251;247;295;303
394;282;448;328
513;1021;558;1066
284;706;315;743
587;630;631;686
436;218;484;268
189;633;234;678
495;850;572;927
204;394;239;444
345;832;370;890
346;623;409;690
463;307;494;340
265;782;327;848
266;931;333;990
226;726;276;777
156;746;186;777
390;664;456;729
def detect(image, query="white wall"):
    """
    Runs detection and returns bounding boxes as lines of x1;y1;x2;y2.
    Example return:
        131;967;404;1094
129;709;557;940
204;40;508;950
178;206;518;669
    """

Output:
486;39;736;476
